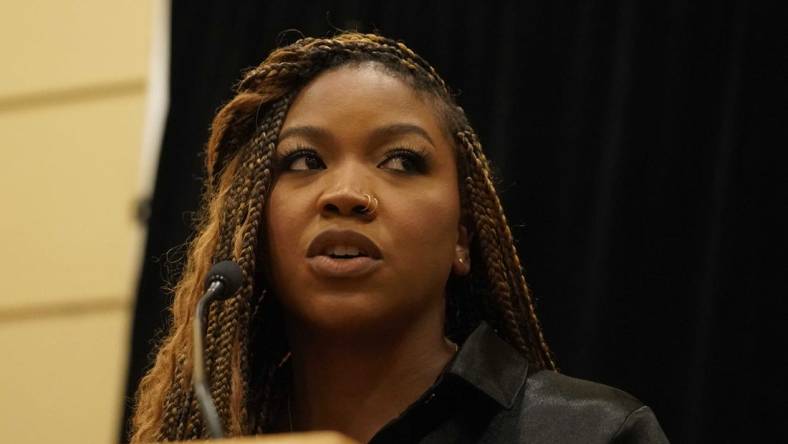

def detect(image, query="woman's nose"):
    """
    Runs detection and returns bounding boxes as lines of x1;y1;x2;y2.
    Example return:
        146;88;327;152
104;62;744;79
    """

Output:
317;188;377;220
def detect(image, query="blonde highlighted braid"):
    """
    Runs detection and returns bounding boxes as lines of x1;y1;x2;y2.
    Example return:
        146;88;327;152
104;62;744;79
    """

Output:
129;32;556;443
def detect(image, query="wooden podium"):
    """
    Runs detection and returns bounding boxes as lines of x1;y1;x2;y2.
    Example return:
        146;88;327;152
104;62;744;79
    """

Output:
175;431;359;443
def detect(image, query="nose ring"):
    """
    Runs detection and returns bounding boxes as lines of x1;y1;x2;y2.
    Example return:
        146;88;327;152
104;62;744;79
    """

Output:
360;193;379;216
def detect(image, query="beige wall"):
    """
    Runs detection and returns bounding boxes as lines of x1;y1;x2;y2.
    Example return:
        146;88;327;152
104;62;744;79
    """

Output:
0;1;152;443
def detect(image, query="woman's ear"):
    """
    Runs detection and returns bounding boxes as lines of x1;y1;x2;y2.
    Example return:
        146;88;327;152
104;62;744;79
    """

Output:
452;224;471;276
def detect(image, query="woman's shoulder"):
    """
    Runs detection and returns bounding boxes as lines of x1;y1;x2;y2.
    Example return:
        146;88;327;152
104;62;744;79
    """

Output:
508;369;669;443
445;323;668;442
525;369;643;412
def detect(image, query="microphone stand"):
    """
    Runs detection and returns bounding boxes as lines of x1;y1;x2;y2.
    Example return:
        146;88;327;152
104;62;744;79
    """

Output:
193;279;226;439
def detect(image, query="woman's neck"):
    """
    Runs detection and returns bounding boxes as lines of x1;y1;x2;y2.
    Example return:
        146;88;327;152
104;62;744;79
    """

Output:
284;313;456;443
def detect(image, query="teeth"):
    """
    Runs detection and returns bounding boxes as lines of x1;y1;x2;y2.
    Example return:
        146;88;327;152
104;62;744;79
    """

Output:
325;245;362;256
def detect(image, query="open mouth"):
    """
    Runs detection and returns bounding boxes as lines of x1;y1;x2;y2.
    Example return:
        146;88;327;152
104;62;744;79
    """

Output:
307;230;383;260
306;229;383;278
321;244;371;260
325;250;369;260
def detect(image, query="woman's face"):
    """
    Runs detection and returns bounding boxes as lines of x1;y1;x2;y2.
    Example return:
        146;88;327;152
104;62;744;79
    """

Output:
265;63;470;336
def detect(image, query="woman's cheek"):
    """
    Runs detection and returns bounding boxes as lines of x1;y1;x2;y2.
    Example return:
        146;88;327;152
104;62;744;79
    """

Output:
394;197;458;263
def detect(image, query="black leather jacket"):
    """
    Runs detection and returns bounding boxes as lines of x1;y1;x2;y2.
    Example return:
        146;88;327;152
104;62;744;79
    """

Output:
369;322;669;443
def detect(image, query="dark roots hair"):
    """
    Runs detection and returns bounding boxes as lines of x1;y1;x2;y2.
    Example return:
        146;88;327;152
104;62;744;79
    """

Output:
130;32;556;443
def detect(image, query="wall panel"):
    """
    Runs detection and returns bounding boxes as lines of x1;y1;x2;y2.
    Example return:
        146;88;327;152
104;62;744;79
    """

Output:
0;309;130;443
0;0;150;98
0;93;145;310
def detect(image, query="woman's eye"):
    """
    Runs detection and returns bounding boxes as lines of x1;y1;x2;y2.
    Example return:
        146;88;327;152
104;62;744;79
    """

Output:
280;149;325;171
379;149;428;174
278;147;427;173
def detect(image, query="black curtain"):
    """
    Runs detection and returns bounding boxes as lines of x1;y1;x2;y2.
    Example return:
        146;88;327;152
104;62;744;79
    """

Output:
121;1;786;442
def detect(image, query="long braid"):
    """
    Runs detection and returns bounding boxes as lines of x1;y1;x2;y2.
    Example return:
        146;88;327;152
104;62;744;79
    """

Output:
163;123;266;439
459;136;531;355
131;32;557;442
230;95;291;433
207;154;259;433
201;151;257;427
200;94;292;437
458;128;557;369
157;353;187;441
165;138;262;439
181;388;202;439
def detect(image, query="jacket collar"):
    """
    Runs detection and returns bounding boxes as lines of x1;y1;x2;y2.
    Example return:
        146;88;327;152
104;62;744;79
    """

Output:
445;322;529;409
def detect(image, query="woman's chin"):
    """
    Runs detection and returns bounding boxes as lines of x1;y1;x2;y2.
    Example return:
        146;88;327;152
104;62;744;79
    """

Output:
284;292;410;339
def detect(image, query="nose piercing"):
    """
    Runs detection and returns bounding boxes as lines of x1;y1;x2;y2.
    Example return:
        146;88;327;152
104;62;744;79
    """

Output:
360;193;379;216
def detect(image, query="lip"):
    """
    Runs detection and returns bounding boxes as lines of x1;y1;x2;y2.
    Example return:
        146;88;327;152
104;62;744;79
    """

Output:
306;255;382;278
306;229;383;259
305;229;383;279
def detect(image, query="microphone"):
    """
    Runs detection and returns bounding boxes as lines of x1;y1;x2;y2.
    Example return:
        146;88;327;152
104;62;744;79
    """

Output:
193;260;243;439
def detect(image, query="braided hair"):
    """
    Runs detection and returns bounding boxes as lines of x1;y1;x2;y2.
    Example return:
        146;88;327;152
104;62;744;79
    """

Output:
129;32;556;443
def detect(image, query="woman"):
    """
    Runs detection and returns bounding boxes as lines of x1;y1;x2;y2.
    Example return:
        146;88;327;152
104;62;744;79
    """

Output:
130;33;668;443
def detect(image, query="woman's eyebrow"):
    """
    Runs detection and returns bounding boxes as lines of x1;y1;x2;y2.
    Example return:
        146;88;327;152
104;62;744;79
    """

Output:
278;125;333;143
277;123;436;146
371;123;435;146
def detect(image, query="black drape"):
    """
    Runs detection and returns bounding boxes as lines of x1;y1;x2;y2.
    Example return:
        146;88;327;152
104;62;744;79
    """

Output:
121;1;786;442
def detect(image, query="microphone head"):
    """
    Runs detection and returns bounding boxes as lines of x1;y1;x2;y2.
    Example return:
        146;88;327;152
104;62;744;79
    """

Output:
205;261;244;299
